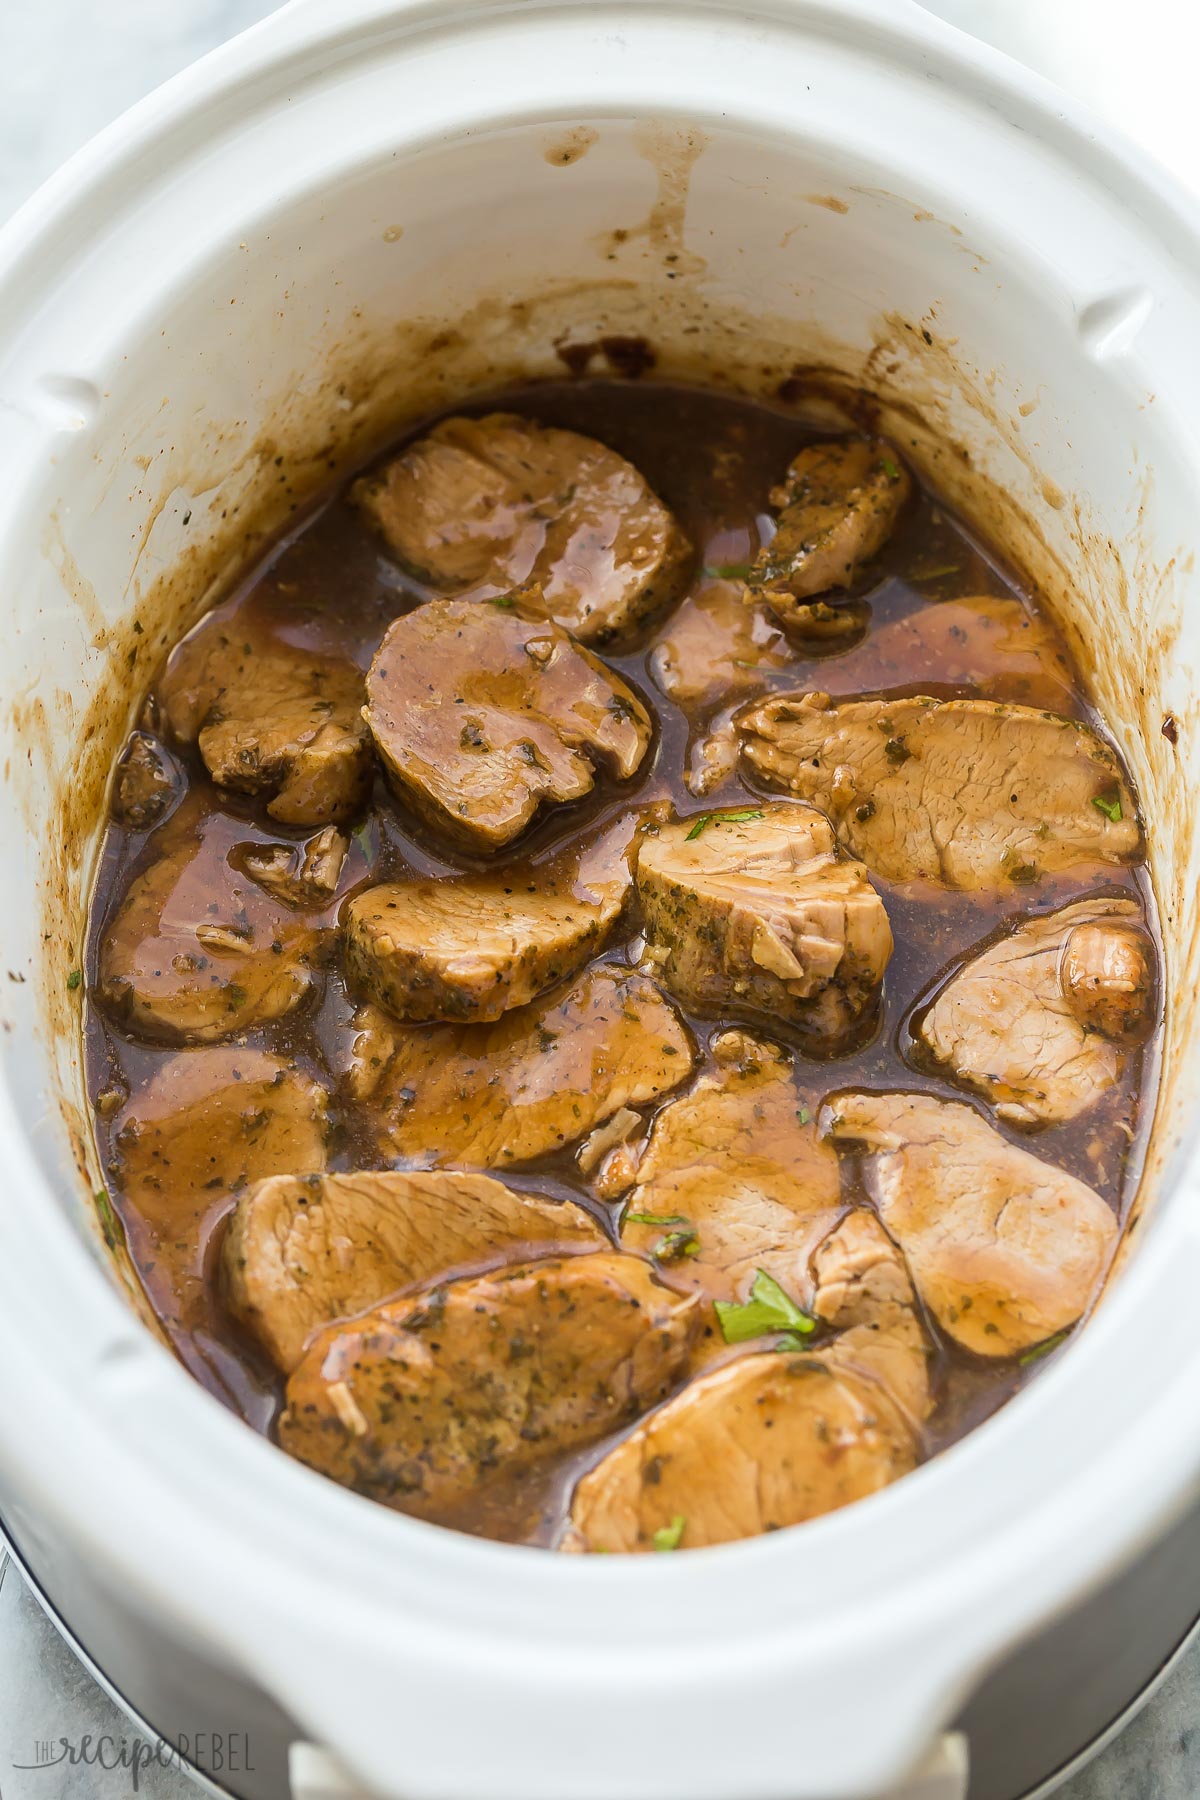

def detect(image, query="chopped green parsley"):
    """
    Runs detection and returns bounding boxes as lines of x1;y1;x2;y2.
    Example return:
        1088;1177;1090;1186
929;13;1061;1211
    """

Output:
703;562;754;581
1018;1330;1069;1367
714;1269;815;1346
652;1514;686;1551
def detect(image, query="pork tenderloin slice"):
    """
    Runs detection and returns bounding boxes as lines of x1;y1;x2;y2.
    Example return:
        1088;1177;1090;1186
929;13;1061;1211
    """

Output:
617;1030;841;1308
224;1168;606;1372
353;412;691;643
159;617;371;826
278;1254;699;1516
347;966;694;1168
748;438;911;632
820;1089;1118;1355
636;800;892;1043
342;829;631;1024
740;692;1140;889
918;896;1153;1126
363;597;652;852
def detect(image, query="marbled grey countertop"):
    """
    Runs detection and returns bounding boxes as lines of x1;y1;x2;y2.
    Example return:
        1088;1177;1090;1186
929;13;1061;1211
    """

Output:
0;2;1192;1796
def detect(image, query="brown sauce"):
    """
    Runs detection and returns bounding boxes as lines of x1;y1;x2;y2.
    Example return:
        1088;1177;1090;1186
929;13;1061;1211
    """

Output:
82;379;1158;1545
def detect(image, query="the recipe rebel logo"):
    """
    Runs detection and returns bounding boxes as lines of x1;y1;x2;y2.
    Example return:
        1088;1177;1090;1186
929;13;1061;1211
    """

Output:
12;1732;255;1792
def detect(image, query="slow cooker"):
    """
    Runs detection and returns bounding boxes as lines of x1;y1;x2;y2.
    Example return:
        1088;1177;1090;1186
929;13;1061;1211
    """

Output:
1;2;1199;1797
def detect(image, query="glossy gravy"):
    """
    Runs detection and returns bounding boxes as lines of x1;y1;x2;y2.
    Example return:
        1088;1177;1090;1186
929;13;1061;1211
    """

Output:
82;380;1157;1545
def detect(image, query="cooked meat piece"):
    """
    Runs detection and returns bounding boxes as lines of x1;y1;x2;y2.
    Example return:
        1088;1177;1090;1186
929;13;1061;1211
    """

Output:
833;596;1074;711
741;693;1141;889
112;1048;328;1332
648;582;788;708
637;802;892;1042
687;715;742;799
350;967;694;1167
158;616;372;826
224;1169;606;1372
278;1254;699;1515
568;1216;926;1552
576;1107;643;1177
352;413;691;643
96;806;326;1043
364;599;652;852
238;827;349;908
748;439;911;631
811;1209;931;1427
618;1031;840;1306
343;836;630;1025
111;731;181;829
1062;915;1155;1042
917;897;1151;1125
821;1091;1118;1355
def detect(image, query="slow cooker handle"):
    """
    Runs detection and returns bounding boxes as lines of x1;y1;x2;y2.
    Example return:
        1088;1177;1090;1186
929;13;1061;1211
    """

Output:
288;1735;970;1799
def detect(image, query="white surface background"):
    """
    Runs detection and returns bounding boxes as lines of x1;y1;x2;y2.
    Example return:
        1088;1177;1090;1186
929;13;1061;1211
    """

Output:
0;0;1197;1794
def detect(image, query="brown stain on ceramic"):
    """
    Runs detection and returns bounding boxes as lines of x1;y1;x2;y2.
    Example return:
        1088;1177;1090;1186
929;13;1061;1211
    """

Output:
544;127;598;168
593;123;707;278
805;194;849;214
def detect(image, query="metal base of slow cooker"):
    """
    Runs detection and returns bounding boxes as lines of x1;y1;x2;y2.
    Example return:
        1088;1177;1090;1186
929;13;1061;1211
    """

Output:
4;1498;1200;1800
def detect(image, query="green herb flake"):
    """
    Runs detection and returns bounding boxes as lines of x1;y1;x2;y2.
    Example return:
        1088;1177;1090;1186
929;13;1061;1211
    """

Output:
881;456;901;482
714;1268;815;1345
652;1514;686;1552
66;968;83;991
653;1228;701;1263
486;594;516;609
703;562;754;581
624;1210;690;1229
912;562;960;580
688;809;764;842
796;1104;811;1126
94;1188;123;1251
1019;1330;1069;1367
1092;791;1123;823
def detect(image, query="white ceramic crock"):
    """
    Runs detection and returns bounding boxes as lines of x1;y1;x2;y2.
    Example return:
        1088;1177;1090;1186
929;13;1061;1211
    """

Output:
1;2;1200;1797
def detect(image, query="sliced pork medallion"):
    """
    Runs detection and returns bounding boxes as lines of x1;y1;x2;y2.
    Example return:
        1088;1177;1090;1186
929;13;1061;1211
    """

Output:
364;599;652;852
811;1208;932;1427
96;804;327;1043
352;412;691;643
343;833;632;1025
111;1048;329;1330
238;826;349;909
821;1091;1118;1355
637;802;892;1041
111;731;183;830
741;693;1140;888
568;1213;927;1552
1062;915;1156;1042
158;616;371;826
278;1254;700;1516
918;897;1154;1126
618;1031;840;1307
648;581;789;708
224;1169;606;1372
348;966;694;1167
835;596;1075;711
747;439;911;634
